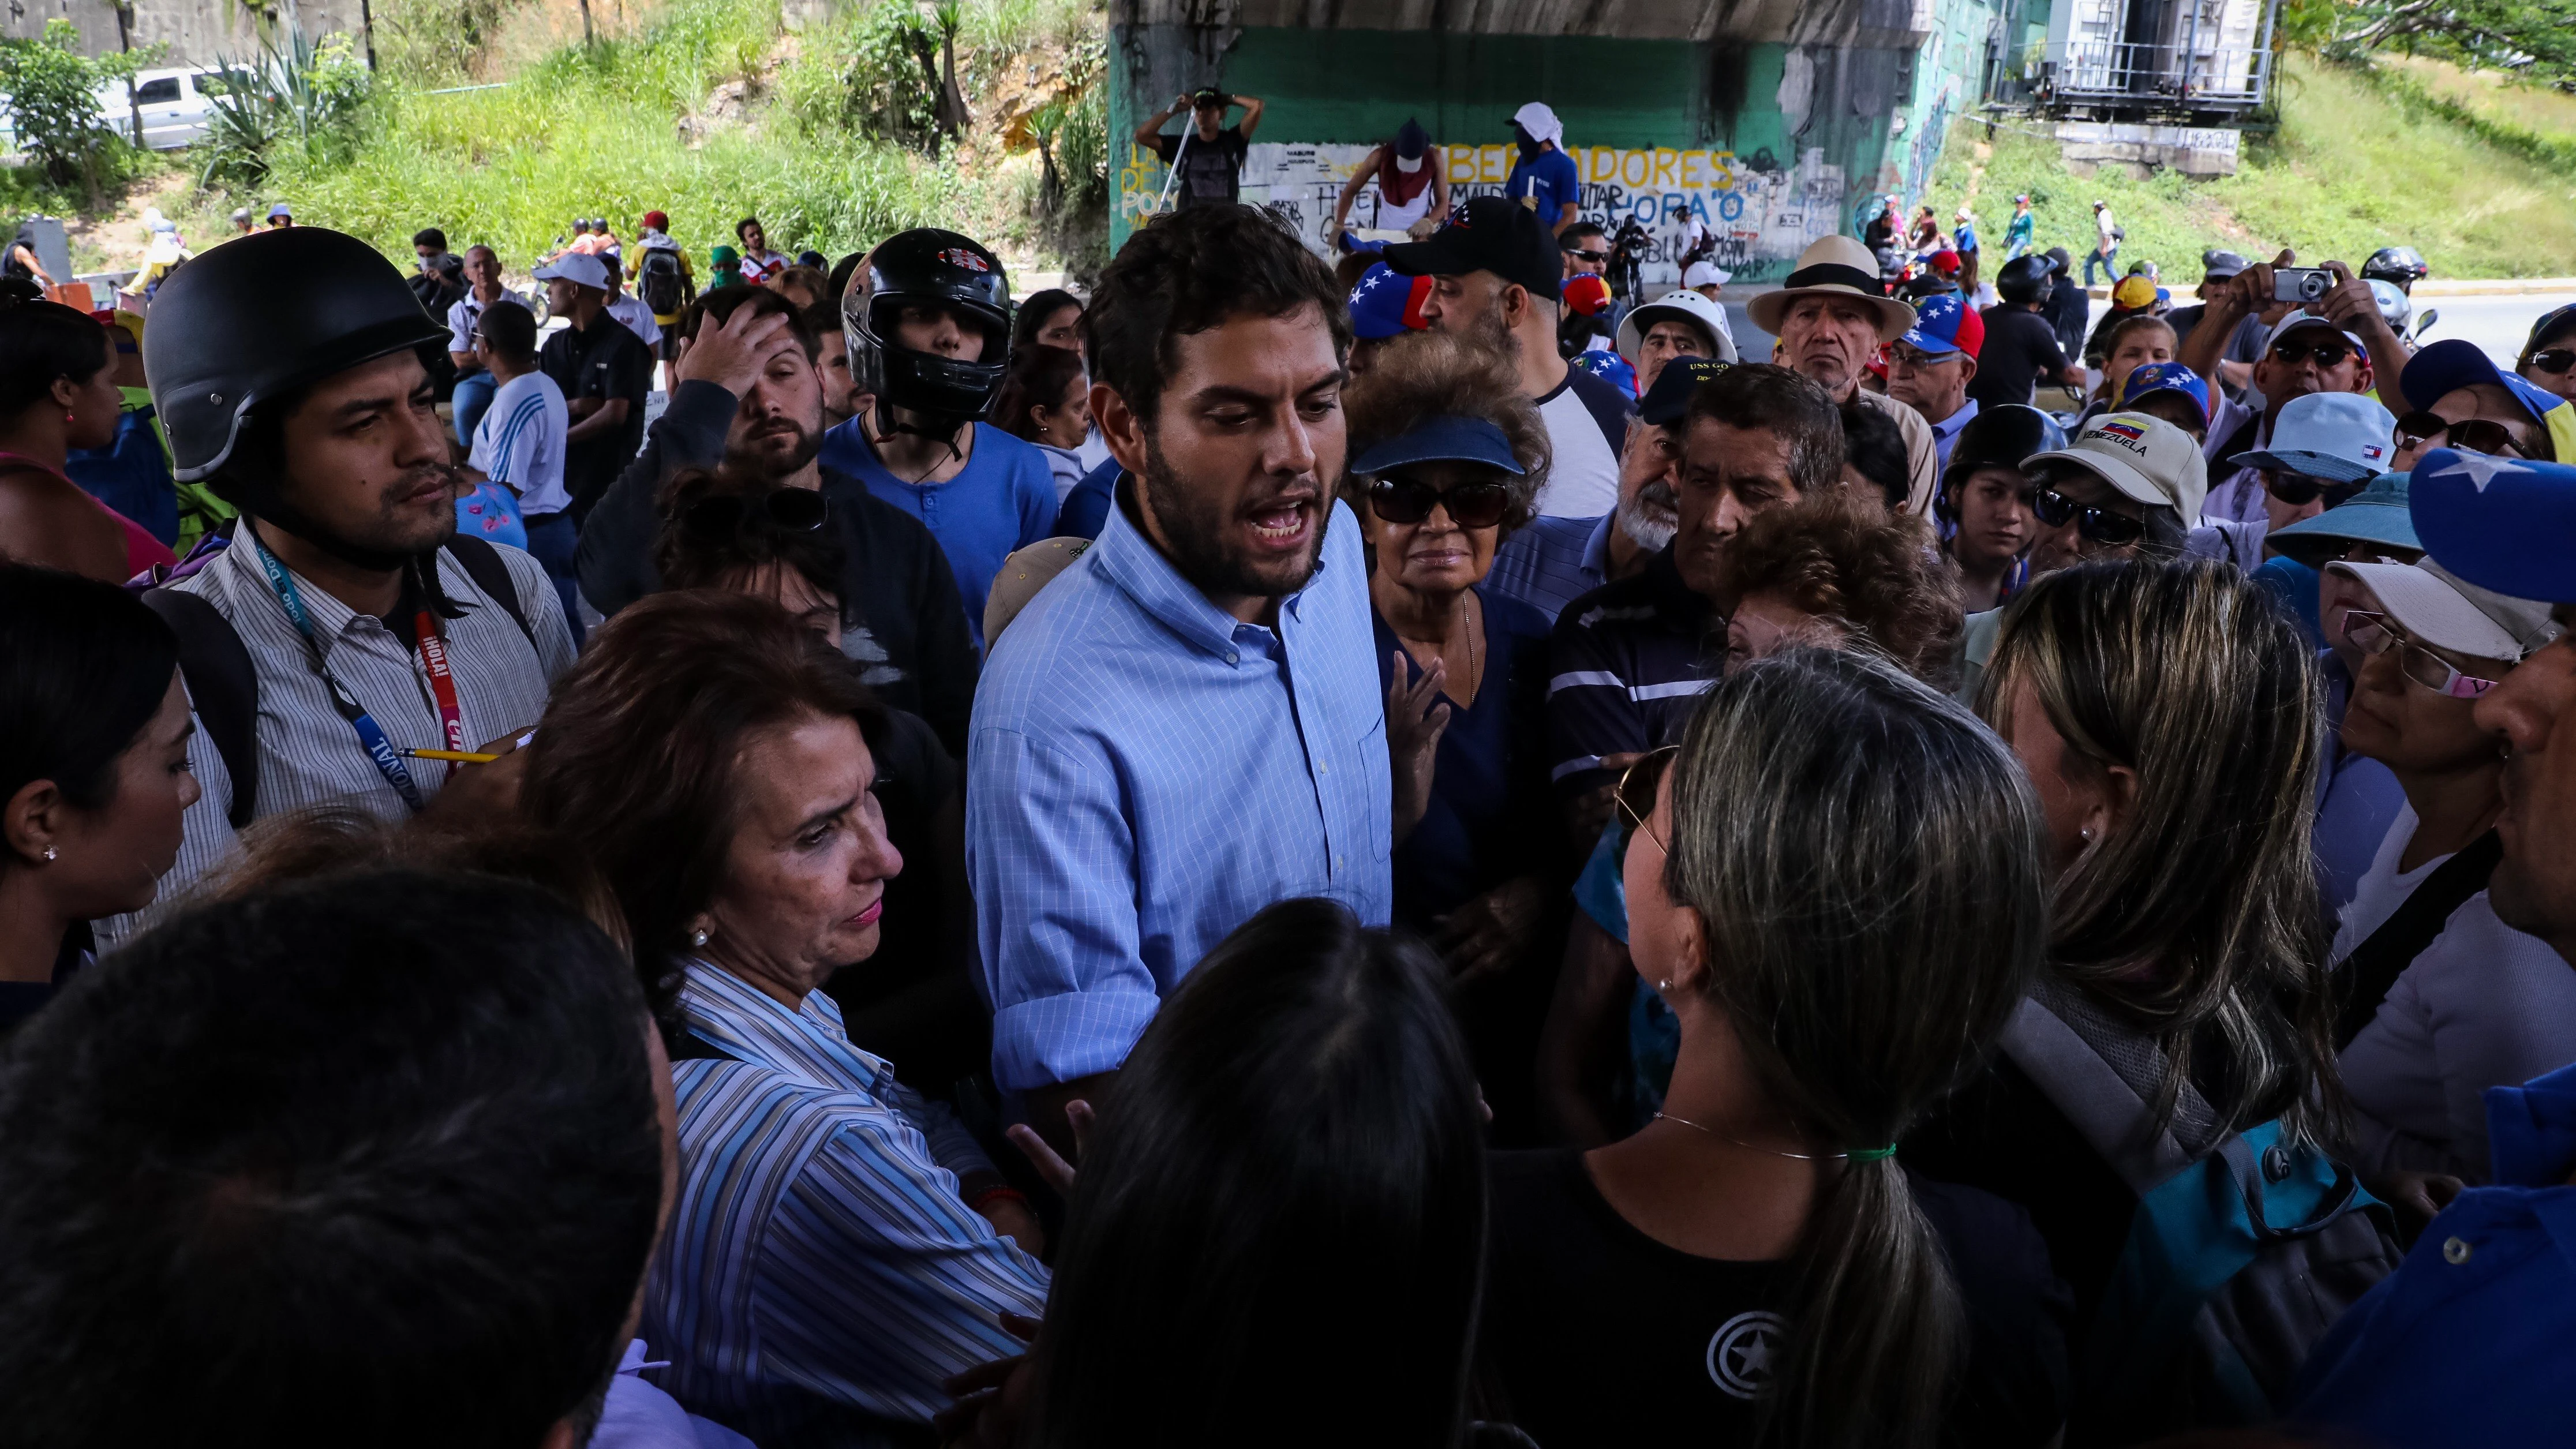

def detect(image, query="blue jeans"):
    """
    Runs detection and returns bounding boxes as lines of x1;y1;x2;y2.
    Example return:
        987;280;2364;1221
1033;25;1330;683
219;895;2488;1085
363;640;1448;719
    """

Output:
521;510;584;647
2084;246;2118;287
452;368;498;448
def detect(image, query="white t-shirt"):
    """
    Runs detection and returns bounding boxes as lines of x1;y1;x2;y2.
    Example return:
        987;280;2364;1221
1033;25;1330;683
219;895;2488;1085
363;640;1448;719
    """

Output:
2334;802;2576;1181
469;370;572;519
444;289;528;356
605;293;662;347
1533;368;1629;518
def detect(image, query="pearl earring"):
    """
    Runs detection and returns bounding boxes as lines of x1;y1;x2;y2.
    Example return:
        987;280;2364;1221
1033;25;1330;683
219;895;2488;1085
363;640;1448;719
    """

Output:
690;927;710;948
40;847;56;862
2079;826;2095;844
1657;978;1672;991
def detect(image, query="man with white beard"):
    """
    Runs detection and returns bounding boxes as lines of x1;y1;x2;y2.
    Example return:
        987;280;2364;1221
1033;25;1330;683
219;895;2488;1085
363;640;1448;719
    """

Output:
1484;356;1728;623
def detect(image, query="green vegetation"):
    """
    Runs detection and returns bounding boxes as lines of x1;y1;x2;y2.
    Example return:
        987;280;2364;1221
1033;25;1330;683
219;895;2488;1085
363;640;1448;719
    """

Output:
0;19;159;209
1929;53;2576;282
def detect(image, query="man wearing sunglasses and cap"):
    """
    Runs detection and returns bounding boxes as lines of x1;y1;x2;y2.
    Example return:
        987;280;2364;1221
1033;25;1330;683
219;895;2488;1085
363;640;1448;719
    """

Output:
2398;337;2575;467
2187;306;2377;527
1748;234;1941;515
2291;450;2576;1447
1331;117;1447;245
2515;304;2576;405
1135;86;1264;210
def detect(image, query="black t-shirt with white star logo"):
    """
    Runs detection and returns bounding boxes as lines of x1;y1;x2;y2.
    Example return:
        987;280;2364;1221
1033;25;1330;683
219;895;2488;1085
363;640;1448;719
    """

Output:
1477;1148;2072;1447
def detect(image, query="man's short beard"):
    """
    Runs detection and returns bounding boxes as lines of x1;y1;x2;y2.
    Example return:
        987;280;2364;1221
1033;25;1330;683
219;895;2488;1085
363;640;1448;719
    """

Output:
1137;431;1328;601
727;420;822;481
1618;478;1678;553
1467;293;1517;360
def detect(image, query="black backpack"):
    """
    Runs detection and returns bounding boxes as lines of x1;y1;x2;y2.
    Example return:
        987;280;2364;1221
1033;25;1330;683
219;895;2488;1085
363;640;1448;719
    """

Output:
638;248;686;316
139;534;537;830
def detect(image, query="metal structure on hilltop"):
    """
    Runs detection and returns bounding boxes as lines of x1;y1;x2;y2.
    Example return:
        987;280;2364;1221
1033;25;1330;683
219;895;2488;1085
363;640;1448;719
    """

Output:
1990;0;2282;121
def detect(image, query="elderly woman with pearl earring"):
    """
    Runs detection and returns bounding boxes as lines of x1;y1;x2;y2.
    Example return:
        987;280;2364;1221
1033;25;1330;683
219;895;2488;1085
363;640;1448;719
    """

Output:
521;589;1049;1443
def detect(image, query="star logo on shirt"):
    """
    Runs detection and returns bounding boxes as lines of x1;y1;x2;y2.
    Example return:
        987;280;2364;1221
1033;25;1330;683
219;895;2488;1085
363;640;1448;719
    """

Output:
1706;1310;1789;1400
2440;450;2529;494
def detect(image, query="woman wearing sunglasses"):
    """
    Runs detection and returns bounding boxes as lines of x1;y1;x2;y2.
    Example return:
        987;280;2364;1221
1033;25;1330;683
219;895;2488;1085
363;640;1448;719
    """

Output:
1345;332;1560;1133
1481;649;2068;1449
2516;303;2576;404
2016;411;2204;580
2319;558;2576;1218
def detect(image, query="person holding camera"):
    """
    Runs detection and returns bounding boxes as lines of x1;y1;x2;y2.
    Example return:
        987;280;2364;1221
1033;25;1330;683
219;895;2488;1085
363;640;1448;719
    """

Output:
2180;251;2402;527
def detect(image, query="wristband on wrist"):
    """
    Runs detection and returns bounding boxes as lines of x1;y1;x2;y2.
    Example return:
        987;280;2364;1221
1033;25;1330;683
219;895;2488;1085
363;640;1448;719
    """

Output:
967;1184;1029;1212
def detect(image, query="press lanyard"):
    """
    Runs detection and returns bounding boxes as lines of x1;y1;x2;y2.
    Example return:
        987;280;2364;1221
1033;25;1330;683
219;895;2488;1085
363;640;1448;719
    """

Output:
248;533;460;814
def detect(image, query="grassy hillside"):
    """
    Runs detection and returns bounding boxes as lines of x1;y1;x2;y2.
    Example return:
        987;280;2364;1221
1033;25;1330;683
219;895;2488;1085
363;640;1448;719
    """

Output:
1928;53;2576;281
24;0;1108;283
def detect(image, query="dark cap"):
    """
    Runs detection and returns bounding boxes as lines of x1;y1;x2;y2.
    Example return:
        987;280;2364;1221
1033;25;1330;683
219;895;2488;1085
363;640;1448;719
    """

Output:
1381;195;1560;301
1350;414;1527;476
2201;249;2250;279
1639;355;1733;427
1190;87;1229;108
1394;117;1430;160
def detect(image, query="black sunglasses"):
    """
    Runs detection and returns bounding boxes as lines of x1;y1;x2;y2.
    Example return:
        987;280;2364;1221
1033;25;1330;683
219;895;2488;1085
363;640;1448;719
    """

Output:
2263;472;2368;508
2526;349;2576;376
680;488;829;540
2394;411;2524;458
2032;486;2146;545
1562;244;1612;261
1368;474;1514;530
2270;340;2354;368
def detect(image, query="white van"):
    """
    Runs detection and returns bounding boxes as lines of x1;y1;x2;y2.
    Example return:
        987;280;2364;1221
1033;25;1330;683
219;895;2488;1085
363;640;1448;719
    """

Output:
95;67;254;151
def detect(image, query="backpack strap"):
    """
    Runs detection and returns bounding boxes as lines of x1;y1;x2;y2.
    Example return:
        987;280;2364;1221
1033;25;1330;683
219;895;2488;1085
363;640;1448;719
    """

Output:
2334;829;2503;1050
139;587;260;831
443;535;539;654
1999;976;2227;1193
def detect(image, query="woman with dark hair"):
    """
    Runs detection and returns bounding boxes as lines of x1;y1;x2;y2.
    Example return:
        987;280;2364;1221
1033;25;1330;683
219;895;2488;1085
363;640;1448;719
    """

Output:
652;466;988;1092
1909;558;2384;1440
0;565;200;1034
1482;648;2069;1449
1024;897;1489;1448
988;345;1092;502
1346;328;1562;1137
2517;302;2576;404
1714;490;1964;686
1012;288;1083;353
519;589;1046;1444
0;298;173;581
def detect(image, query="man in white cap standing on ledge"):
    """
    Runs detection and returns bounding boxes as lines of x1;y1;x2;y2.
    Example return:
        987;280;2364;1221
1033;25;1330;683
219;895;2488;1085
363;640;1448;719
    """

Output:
1507;101;1581;237
1748;234;1940;515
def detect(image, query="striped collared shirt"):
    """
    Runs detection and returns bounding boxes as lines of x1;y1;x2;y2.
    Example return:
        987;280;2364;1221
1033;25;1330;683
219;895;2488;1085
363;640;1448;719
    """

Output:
967;483;1392;1094
1544;544;1721;799
98;533;572;950
1485;512;1615;624
647;964;1049;1444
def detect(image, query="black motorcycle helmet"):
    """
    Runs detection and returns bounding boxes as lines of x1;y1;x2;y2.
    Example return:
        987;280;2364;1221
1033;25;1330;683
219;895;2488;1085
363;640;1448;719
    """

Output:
1936;404;2066;523
147;227;449;484
844;228;1013;437
2362;245;2429;293
1995;254;2053;307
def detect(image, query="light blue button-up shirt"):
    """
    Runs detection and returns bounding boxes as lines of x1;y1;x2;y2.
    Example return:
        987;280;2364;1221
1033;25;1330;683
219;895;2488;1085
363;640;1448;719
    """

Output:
967;482;1392;1092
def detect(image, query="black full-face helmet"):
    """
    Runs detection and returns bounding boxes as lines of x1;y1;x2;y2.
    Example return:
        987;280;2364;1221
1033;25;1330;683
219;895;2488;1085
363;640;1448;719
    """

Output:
843;228;1013;436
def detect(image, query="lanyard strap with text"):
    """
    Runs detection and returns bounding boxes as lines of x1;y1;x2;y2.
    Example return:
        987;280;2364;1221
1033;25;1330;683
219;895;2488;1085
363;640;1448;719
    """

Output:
248;534;447;813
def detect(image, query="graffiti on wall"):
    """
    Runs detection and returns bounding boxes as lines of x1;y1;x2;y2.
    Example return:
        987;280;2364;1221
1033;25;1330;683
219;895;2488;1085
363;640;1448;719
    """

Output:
1118;141;1852;286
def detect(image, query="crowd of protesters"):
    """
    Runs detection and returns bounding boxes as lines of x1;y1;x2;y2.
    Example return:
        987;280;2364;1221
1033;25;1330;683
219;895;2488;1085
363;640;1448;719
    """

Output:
5;115;2576;1449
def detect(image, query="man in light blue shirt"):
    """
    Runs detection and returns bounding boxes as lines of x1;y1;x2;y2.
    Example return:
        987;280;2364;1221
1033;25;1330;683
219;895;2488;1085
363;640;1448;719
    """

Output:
969;204;1391;1144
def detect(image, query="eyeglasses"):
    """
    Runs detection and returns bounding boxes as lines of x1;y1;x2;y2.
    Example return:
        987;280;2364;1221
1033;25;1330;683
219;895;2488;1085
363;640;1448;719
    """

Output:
1614;746;1678;858
2031;486;2146;546
2263;472;2367;508
2526;349;2576;376
1563;245;1612;262
2392;411;2524;458
2343;609;2503;699
679;488;829;540
2270;340;2354;368
1366;474;1514;530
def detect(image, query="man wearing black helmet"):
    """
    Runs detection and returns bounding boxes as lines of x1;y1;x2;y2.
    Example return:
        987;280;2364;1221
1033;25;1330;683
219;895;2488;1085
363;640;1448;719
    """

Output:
822;229;1057;650
1970;255;2084;412
138;227;575;881
1935;404;2063;611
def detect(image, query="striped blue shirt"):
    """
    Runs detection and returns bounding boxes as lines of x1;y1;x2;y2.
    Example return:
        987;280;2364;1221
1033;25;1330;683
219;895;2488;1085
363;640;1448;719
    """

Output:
967;481;1392;1092
645;964;1049;1445
1485;512;1615;624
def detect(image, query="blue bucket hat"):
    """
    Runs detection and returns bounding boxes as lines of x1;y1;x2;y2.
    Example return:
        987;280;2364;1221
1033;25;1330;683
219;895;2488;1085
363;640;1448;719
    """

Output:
2409;448;2576;604
1350;414;1526;477
2228;391;2398;483
2266;470;2419;566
